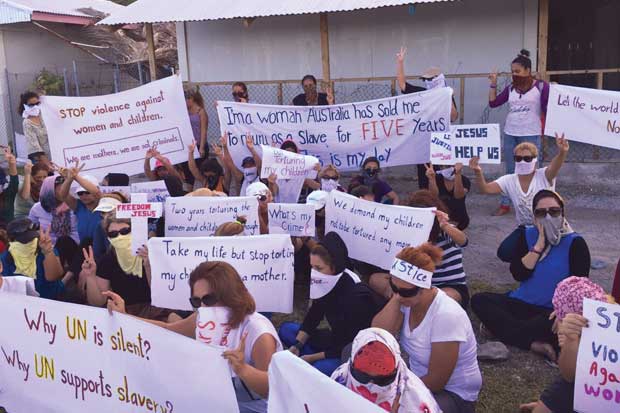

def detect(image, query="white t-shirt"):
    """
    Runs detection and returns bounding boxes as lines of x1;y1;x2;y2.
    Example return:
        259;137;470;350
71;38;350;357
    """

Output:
495;167;555;226
504;85;543;136
400;289;482;402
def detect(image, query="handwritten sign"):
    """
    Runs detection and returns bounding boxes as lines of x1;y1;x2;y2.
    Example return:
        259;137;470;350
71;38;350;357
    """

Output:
260;146;319;180
216;88;452;171
115;194;162;254
268;351;385;413
148;235;294;313
165;195;260;236
574;299;620;413
0;293;239;413
100;186;131;200
325;191;435;270
268;203;315;237
41;75;195;179
430;124;501;165
130;180;170;203
545;84;620;150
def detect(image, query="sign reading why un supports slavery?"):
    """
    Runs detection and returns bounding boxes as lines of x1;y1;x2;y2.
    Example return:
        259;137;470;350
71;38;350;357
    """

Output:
216;88;452;171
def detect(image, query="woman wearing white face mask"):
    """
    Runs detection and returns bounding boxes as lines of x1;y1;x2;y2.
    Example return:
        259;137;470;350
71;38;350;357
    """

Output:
471;190;591;363
213;133;264;196
469;134;569;262
19;91;50;167
426;162;470;230
279;232;386;376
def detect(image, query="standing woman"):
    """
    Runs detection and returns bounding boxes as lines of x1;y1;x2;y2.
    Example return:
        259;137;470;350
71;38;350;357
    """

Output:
488;49;550;216
185;89;209;159
292;75;334;106
19;92;50;166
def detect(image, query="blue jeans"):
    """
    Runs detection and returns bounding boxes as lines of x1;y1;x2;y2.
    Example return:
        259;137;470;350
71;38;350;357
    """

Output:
278;322;342;376
501;134;542;207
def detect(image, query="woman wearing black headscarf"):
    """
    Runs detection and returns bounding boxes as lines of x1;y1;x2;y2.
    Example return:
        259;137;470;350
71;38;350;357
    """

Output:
278;232;386;376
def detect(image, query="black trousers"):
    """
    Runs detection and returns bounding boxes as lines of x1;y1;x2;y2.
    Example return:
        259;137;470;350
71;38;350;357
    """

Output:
471;292;557;351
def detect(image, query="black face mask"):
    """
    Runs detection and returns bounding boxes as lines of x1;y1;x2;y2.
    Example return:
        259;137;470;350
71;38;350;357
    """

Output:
205;175;218;189
232;91;248;102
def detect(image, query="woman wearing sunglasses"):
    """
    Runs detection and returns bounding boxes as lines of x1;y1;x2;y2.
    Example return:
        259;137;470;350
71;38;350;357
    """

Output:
332;327;440;413
373;243;481;413
471;190;590;363
18;91;50;167
80;214;172;321
348;157;399;205
469;134;569;262
103;261;281;413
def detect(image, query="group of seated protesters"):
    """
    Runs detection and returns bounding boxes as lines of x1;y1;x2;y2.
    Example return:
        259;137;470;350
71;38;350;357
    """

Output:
1;63;617;413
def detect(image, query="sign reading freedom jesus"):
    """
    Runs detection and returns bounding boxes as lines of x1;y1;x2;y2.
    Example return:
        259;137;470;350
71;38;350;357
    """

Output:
216;88;452;171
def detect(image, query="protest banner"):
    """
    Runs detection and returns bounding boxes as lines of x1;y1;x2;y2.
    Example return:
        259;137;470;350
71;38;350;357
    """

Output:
260;145;319;180
148;234;294;313
40;75;196;179
268;203;316;237
130;180;170;202
100;186;131;200
574;299;620;413
267;351;385;413
325;191;435;270
545;84;620;150
164;196;260;236
0;293;239;413
216;88;452;171
115;194;163;254
430;124;501;165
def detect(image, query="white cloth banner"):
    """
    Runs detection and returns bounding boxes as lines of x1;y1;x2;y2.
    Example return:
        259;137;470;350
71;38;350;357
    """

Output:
260;146;319;180
430;124;501;165
41;75;195;179
130;180;170;202
148;235;294;313
216;88;452;171
165;196;260;236
268;351;385;413
268;203;316;237
545;84;620;150
0;293;238;413
325;191;436;270
574;299;620;413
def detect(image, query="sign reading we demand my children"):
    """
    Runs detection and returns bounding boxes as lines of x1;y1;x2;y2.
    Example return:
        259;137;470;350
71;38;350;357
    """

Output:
216;88;452;171
41;75;195;179
0;293;239;413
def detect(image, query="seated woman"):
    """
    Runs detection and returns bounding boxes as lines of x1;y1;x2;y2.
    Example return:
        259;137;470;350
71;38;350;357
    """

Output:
14;161;48;220
332;327;440;413
426;162;470;230
1;218;64;299
80;213;172;321
370;190;470;307
469;135;569;262
372;244;481;413
279;232;385;376
471;190;590;362
348;157;399;205
104;261;281;413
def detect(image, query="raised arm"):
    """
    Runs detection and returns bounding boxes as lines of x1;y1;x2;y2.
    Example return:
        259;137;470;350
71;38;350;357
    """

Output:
59;161;84;211
187;142;204;183
545;133;569;183
221;135;242;182
199;109;208;158
153;151;182;181
436;211;468;246
396;47;408;93
144;148;157;181
19;161;33;201
425;163;439;196
488;70;498;103
468;157;502;195
453;163;466;199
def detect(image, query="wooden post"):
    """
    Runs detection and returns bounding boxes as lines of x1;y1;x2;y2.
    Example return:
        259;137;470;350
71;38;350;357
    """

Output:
145;23;157;81
537;0;549;81
277;82;283;105
459;76;465;124
319;13;331;85
596;72;604;89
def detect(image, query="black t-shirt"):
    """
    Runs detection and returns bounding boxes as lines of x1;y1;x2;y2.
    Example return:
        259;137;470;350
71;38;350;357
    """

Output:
293;93;329;106
97;250;150;306
403;83;426;94
436;174;471;230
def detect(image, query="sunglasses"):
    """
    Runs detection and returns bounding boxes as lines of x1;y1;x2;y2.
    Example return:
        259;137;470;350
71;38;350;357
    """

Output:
189;293;218;309
534;207;563;219
364;168;379;174
389;278;420;298
514;155;535;163
349;363;397;387
25;102;41;107
323;176;338;181
76;191;90;197
107;226;131;239
255;195;267;202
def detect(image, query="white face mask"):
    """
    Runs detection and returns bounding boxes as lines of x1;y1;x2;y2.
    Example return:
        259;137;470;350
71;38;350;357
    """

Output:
423;73;446;90
22;104;40;118
321;178;340;192
515;158;537;175
438;167;455;181
310;269;342;299
243;167;258;183
195;306;239;348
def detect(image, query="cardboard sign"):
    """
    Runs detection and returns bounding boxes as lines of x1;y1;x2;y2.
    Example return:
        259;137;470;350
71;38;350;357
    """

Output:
130;181;170;203
41;75;195;179
0;293;239;413
574;299;620;413
260;146;319;180
545;84;620;150
325;191;435;270
148;235;294;313
430;124;501;165
268;203;316;237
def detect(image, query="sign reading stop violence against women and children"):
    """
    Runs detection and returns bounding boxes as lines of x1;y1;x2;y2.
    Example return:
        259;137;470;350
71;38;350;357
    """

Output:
430;124;501;165
216;87;453;171
0;293;239;413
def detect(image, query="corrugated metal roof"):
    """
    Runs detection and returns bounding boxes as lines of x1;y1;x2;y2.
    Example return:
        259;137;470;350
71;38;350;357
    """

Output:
0;1;30;24
99;0;452;25
0;0;122;20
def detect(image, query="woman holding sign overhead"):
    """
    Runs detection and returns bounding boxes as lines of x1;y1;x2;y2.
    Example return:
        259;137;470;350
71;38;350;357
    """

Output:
372;244;481;413
103;261;281;413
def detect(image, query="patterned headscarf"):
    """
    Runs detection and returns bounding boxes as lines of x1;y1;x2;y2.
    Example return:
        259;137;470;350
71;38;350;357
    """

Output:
552;276;608;321
39;175;72;238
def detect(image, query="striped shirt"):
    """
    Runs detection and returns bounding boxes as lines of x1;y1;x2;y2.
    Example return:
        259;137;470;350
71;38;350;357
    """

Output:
432;230;467;286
